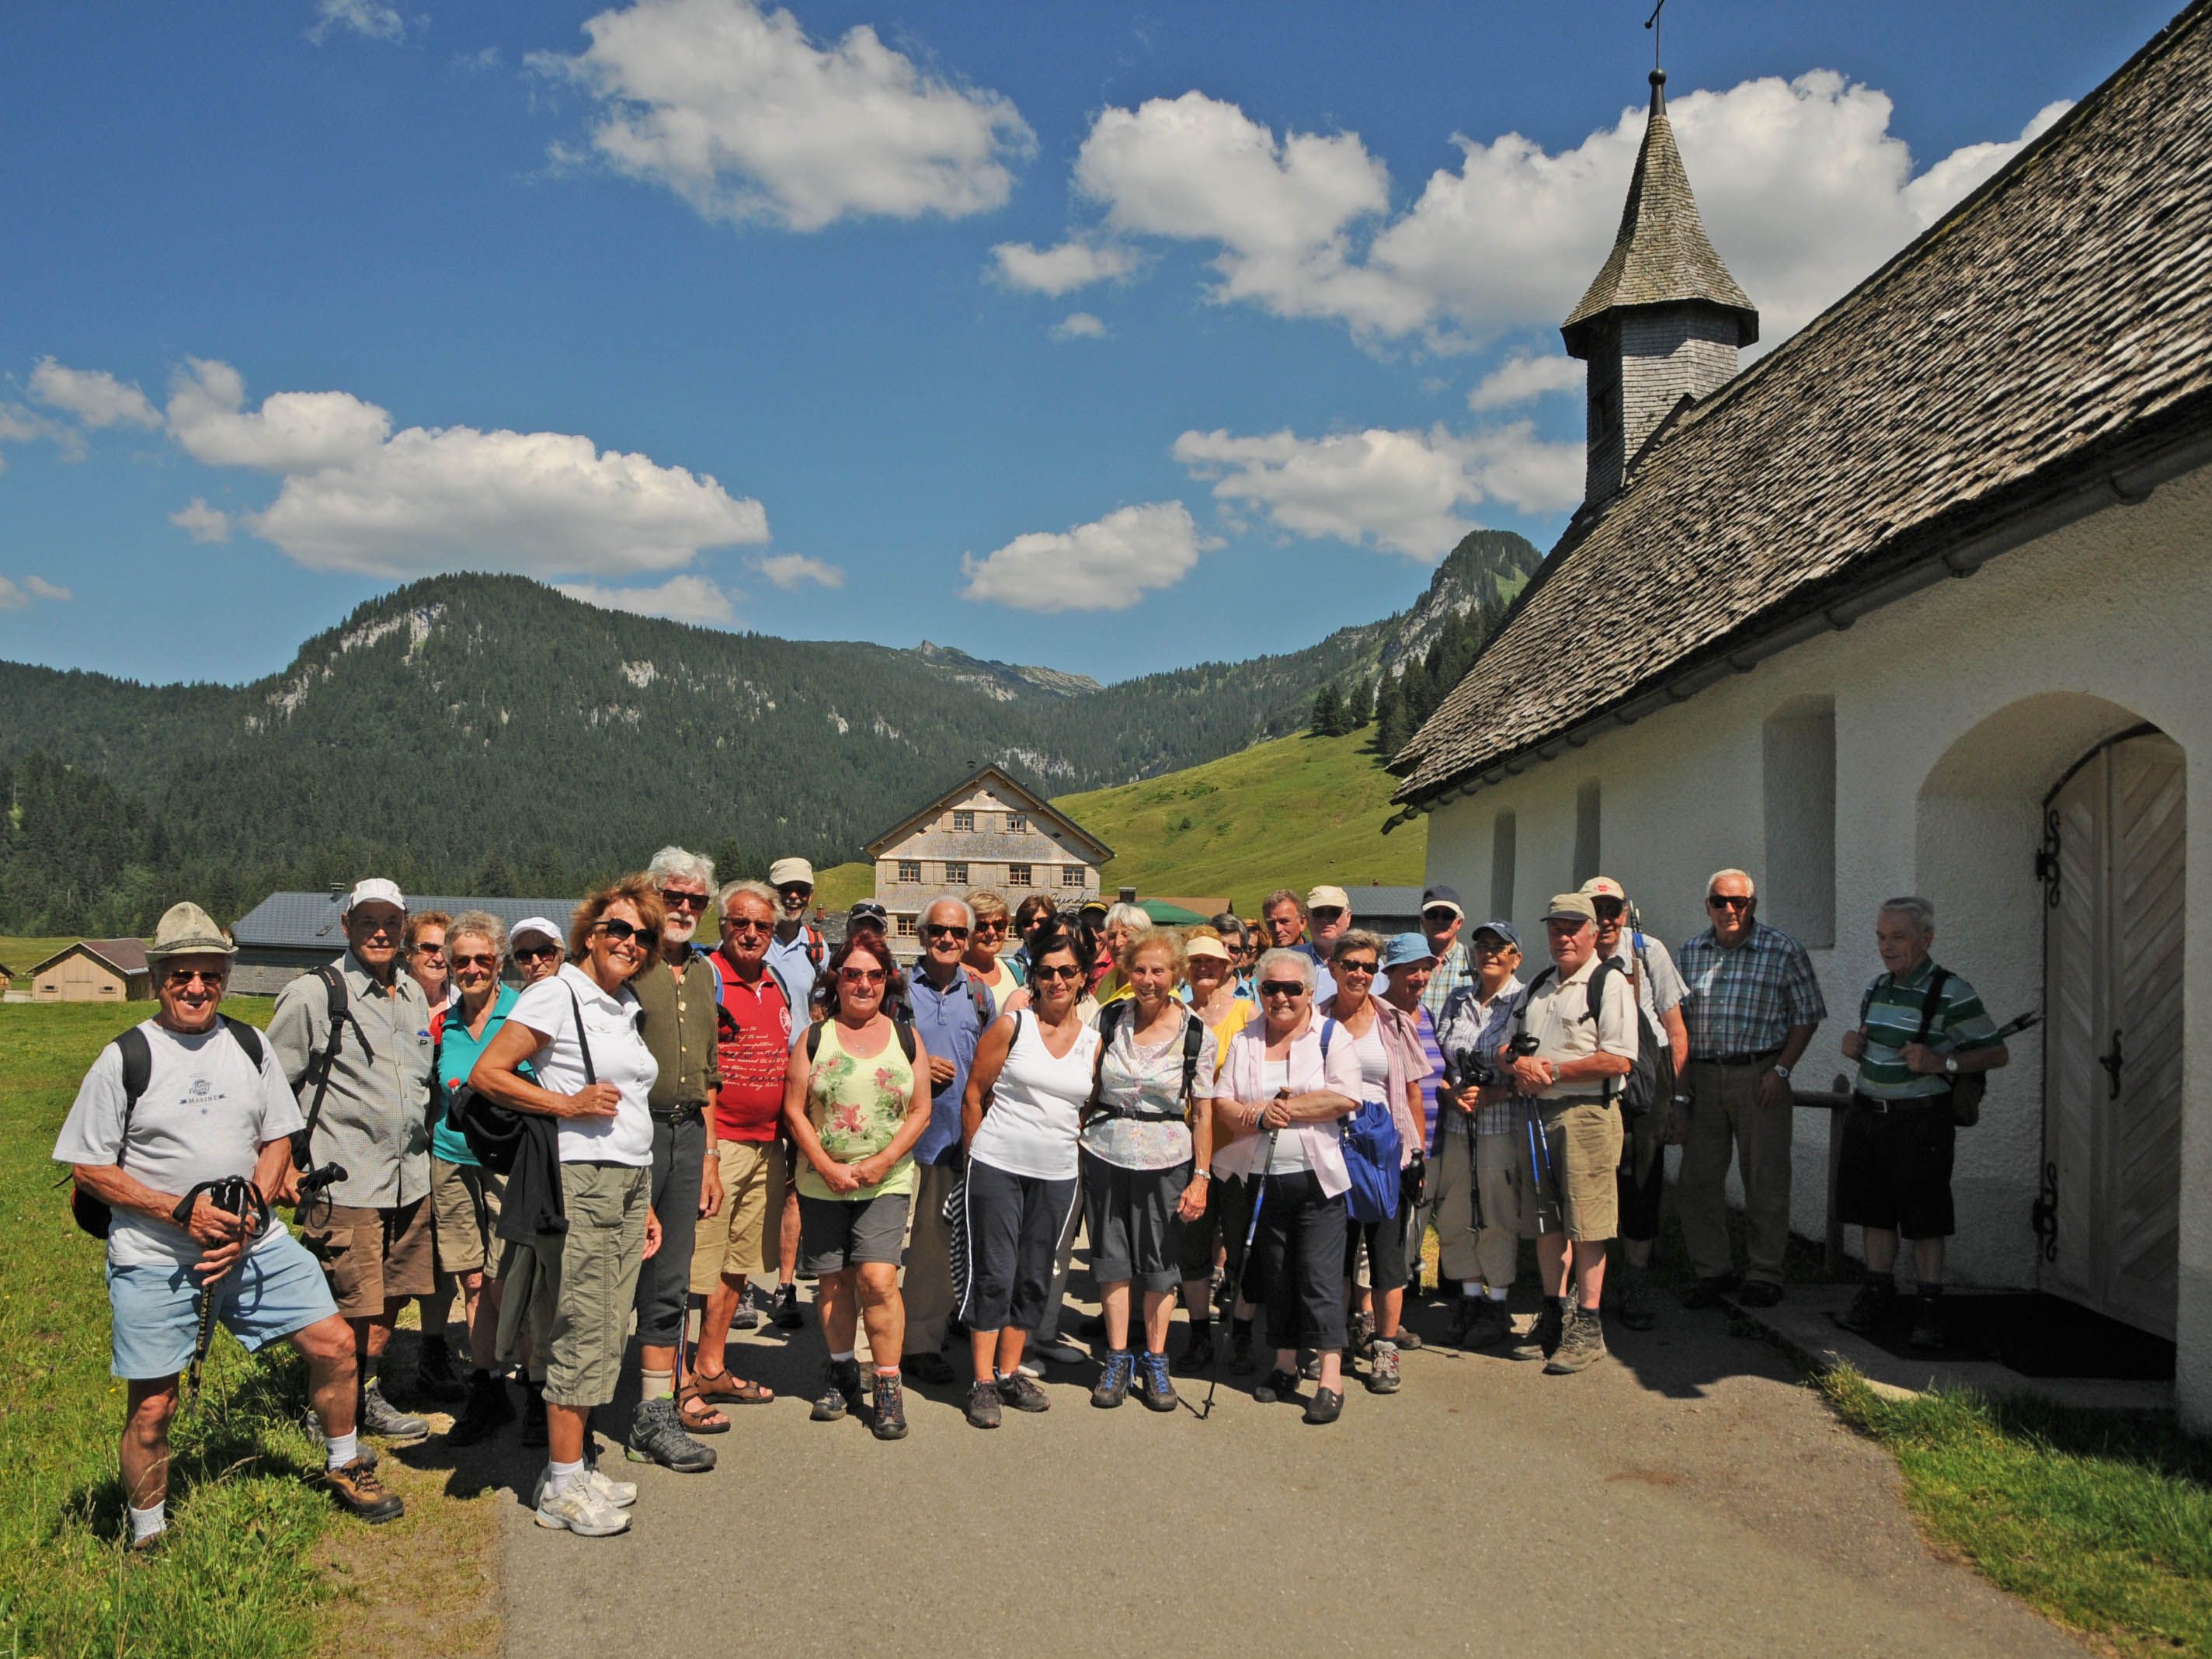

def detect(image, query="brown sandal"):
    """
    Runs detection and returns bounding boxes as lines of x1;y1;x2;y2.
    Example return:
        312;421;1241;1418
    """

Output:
677;1379;732;1434
690;1367;775;1406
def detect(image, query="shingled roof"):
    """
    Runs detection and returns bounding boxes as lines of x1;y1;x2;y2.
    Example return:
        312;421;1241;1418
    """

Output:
1562;70;1758;353
1395;2;2212;812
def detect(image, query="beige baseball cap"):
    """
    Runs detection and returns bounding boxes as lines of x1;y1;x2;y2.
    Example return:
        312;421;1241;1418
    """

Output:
343;877;406;914
147;901;235;961
1580;876;1626;901
1306;884;1351;913
768;857;816;888
1542;892;1598;925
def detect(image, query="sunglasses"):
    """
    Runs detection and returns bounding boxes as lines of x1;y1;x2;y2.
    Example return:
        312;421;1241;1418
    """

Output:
162;968;228;990
924;923;970;940
1337;959;1378;976
1707;895;1754;910
659;889;708;912
1031;963;1083;983
515;943;561;962
840;967;889;985
1309;907;1345;923
594;918;651;944
450;952;499;970
722;915;773;935
974;920;1008;935
1473;939;1515;955
778;885;814;899
1259;980;1308;997
411;941;446;958
1593;899;1626;920
1421;909;1459;926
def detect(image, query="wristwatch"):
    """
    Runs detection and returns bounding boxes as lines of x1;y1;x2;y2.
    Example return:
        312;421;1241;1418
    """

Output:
1192;1168;1211;1181
1944;1056;1960;1076
1771;1063;1793;1083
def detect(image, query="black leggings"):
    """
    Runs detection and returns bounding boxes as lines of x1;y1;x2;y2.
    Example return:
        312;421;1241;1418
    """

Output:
1248;1170;1348;1352
957;1160;1080;1332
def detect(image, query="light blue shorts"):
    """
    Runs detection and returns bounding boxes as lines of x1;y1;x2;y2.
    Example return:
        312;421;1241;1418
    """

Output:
106;1229;339;1381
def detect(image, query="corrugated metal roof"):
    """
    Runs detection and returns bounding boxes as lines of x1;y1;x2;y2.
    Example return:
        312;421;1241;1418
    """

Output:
30;938;151;977
231;892;581;951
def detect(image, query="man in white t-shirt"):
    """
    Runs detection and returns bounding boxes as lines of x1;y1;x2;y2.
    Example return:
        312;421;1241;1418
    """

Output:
53;903;402;1553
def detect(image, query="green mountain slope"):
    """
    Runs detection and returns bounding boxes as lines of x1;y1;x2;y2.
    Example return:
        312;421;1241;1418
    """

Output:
1051;729;1426;915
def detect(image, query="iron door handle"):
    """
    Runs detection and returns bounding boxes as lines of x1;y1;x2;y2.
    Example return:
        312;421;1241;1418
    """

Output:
2098;1028;2123;1101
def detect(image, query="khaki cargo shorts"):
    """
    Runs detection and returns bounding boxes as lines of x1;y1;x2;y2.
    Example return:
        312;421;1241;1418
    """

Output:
429;1157;506;1277
689;1138;788;1292
300;1198;437;1318
1536;1098;1624;1241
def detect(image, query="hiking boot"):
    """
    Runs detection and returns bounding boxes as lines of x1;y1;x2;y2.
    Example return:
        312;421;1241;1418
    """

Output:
811;1358;864;1423
732;1305;761;1331
1136;1351;1178;1413
1680;1274;1739;1309
626;1396;717;1473
1393;1327;1424;1352
1616;1270;1657;1332
1908;1296;1946;1353
1737;1279;1784;1309
414;1336;465;1403
520;1381;548;1449
1545;1305;1609;1375
1837;1278;1899;1334
320;1456;405;1524
996;1372;1050;1413
1227;1327;1257;1376
1348;1310;1376;1359
871;1371;909;1441
1445;1296;1485;1346
902;1351;956;1386
1090;1351;1134;1409
445;1371;515;1447
965;1380;1002;1429
533;1473;628;1537
360;1382;429;1446
127;1529;166;1558
1303;1387;1344;1425
1253;1367;1299;1404
1174;1327;1215;1376
1508;1303;1564;1362
1462;1298;1511;1351
774;1284;804;1329
1365;1339;1402;1394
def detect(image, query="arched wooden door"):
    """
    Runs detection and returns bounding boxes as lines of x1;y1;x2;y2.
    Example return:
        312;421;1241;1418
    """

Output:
2041;730;2184;1337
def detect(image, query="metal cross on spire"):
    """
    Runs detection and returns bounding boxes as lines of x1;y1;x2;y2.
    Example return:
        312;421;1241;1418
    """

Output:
1644;0;1667;75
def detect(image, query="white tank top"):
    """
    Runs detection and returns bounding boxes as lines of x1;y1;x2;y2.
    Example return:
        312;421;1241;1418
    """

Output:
1351;1017;1390;1100
1261;1054;1314;1174
969;1011;1097;1182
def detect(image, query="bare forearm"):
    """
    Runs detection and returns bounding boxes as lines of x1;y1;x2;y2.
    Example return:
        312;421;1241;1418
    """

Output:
468;1059;572;1118
1777;1023;1817;1071
1285;1090;1353;1123
71;1164;185;1230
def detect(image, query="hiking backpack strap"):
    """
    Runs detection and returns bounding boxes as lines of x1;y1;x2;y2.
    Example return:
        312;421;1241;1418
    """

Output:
1913;968;1953;1051
963;968;993;1028
1083;1000;1130;1123
221;1015;266;1074
805;1015;916;1065
804;923;826;975
565;987;598;1084
1179;1009;1205;1107
293;964;360;1170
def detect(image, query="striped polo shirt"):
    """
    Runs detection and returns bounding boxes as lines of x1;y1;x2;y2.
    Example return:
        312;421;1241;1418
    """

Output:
1854;960;2000;1101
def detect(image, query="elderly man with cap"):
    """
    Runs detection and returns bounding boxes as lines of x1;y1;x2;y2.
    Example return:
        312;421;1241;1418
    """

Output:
269;878;436;1445
1429;920;1529;1348
1415;885;1476;1024
57;903;402;1549
767;857;828;1026
1494;894;1636;1373
1583;877;1691;1330
1261;888;1338;1004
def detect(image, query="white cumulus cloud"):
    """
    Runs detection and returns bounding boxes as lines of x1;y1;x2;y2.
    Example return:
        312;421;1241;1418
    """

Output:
0;574;72;610
989;238;1140;296
960;502;1221;613
1174;423;1579;562
30;358;162;429
165;359;393;473
537;0;1033;231
1051;311;1108;341
1044;76;2071;351
753;551;844;590
1467;351;1583;412
169;499;233;543
311;0;407;43
558;573;738;625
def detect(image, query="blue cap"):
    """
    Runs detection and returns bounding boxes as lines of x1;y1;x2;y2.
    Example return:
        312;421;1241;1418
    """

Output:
1471;918;1519;949
1382;931;1437;970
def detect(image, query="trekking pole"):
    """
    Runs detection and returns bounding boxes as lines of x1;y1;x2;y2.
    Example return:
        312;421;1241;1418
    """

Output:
1196;1123;1280;1421
1523;1097;1558;1235
183;1175;271;1407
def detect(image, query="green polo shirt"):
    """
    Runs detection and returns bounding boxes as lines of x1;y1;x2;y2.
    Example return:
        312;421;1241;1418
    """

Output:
1855;959;1999;1101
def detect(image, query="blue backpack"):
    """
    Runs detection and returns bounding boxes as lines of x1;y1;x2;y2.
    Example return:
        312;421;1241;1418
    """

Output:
1330;1018;1403;1224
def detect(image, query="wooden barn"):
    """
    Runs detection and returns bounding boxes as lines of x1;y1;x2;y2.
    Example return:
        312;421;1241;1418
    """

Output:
30;939;152;1003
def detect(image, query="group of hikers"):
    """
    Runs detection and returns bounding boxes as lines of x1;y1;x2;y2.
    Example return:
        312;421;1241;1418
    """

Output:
57;851;2009;1545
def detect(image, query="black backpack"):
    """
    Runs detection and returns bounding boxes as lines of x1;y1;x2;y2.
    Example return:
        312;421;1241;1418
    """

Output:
70;1017;267;1239
1614;934;1678;1119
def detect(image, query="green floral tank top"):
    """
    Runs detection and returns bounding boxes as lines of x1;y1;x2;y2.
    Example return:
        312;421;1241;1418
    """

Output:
795;1018;919;1202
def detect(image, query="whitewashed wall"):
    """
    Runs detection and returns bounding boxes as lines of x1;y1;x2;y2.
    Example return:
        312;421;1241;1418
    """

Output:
1424;462;2212;1426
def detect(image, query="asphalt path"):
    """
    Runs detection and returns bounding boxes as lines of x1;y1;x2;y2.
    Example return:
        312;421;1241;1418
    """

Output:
484;1280;2086;1657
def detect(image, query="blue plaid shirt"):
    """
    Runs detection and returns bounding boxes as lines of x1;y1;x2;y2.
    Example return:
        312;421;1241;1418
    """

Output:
1677;921;1826;1059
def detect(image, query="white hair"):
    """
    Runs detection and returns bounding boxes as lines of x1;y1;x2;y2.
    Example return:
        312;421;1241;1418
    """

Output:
925;893;976;929
718;878;777;916
1255;948;1315;989
1103;902;1149;934
647;845;716;889
1880;895;1936;932
1707;867;1756;899
447;909;508;956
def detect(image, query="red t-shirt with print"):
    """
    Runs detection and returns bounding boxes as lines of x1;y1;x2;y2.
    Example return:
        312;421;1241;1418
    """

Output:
710;953;793;1142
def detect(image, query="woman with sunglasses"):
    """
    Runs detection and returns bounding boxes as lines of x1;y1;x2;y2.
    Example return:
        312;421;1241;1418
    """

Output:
430;912;518;1445
963;889;1024;1001
953;925;1096;1427
404;910;451;1015
470;878;667;1537
509;917;567;985
1319;930;1431;1395
784;934;934;1440
1173;927;1252;1372
1213;949;1362;1424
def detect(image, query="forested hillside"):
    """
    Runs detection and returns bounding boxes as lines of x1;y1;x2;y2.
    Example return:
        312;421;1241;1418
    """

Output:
0;530;1536;934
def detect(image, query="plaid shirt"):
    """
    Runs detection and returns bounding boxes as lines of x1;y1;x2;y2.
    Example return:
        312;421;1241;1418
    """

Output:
1677;921;1826;1059
1434;976;1524;1136
1419;939;1475;1025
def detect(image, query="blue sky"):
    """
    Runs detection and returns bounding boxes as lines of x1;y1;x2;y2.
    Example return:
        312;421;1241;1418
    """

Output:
0;0;2177;687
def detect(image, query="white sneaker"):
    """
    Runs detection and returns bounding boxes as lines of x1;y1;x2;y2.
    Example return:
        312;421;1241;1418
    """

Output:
534;1476;630;1536
531;1462;638;1511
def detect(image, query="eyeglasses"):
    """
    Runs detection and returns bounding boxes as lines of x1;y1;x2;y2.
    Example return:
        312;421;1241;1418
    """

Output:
1707;895;1754;910
1259;981;1308;997
162;968;228;990
722;915;772;935
923;923;969;940
840;967;889;985
1593;899;1626;921
515;944;561;962
1337;960;1378;977
450;953;499;970
594;919;650;943
1031;963;1083;983
659;889;708;912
